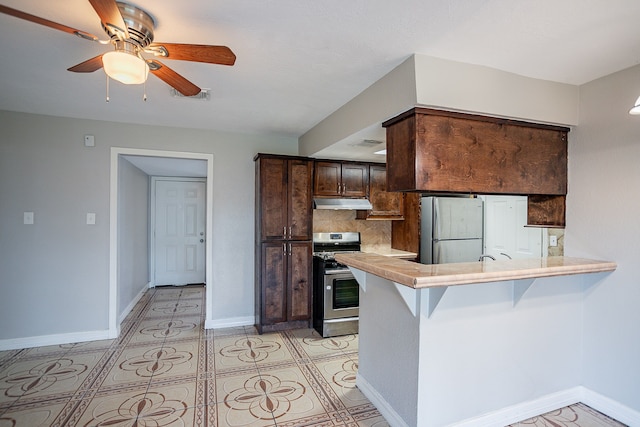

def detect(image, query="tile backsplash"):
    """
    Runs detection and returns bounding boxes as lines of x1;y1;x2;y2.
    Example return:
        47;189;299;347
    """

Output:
312;210;391;252
547;228;565;256
313;209;564;257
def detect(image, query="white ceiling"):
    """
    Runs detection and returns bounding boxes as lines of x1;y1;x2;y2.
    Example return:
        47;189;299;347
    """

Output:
2;0;640;161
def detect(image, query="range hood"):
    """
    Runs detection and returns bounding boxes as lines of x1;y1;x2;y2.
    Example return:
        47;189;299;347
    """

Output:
314;198;373;210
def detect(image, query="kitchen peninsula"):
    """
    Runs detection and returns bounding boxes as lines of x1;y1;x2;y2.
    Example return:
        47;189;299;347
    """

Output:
335;253;616;427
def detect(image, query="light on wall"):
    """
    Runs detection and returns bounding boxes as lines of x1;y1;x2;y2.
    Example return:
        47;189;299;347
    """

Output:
102;41;149;85
629;95;640;115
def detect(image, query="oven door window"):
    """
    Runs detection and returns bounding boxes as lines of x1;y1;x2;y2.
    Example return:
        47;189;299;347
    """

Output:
332;277;359;309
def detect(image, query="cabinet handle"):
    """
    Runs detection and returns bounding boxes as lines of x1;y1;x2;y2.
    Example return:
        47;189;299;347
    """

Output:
283;226;287;239
337;182;341;194
342;183;346;194
283;243;286;255
288;226;292;239
288;243;292;256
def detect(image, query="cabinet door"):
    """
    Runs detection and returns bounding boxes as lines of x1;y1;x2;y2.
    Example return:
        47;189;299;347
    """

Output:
313;161;341;196
261;242;287;325
258;158;288;240
287;241;312;321
364;165;404;219
341;163;368;197
288;160;313;240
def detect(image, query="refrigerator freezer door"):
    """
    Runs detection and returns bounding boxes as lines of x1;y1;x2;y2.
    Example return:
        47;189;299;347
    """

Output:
433;198;484;240
433;239;483;264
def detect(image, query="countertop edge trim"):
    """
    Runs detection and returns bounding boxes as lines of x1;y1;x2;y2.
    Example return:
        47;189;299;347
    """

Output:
335;254;617;289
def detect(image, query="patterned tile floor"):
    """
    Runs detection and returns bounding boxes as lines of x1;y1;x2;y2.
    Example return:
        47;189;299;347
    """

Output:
509;403;626;427
0;285;626;426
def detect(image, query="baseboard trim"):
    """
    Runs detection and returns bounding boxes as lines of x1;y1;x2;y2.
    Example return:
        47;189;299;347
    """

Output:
581;387;640;427
205;316;254;330
356;373;410;427
0;330;112;351
357;372;582;427
453;387;583;427
118;285;148;325
355;381;640;427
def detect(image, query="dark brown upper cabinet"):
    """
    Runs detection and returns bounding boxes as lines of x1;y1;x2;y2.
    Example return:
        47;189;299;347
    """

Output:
313;161;368;198
383;108;570;227
356;164;404;220
256;155;313;241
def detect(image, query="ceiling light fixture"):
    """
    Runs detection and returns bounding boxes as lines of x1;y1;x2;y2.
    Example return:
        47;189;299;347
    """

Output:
629;95;640;115
102;40;149;85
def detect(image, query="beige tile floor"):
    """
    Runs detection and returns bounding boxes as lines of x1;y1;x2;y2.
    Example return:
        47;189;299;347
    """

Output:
0;285;626;426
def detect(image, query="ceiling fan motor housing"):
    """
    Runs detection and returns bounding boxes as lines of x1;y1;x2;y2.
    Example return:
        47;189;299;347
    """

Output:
102;2;155;48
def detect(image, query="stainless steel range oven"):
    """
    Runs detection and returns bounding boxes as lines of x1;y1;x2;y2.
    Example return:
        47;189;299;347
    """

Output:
313;232;360;337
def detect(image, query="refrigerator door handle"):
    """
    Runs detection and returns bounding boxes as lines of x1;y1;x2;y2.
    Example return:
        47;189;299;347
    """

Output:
432;199;440;240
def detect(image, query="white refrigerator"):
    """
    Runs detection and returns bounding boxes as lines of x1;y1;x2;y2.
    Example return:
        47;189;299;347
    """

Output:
420;196;484;264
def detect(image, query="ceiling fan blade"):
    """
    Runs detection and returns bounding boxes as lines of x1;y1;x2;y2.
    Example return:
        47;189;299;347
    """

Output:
68;55;104;73
88;0;129;39
0;4;99;40
147;43;236;66
148;60;201;97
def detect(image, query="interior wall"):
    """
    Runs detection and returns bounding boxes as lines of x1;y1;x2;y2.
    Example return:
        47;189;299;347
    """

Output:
299;55;417;156
117;157;149;320
568;64;640;414
0;110;297;347
413;55;579;126
417;276;584;426
299;54;579;158
0;112;110;341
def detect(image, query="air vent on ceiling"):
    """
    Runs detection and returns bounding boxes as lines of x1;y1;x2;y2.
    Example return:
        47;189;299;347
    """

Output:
352;139;384;147
170;88;211;100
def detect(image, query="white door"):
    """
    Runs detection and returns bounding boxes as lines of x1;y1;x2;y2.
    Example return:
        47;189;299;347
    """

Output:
484;195;542;260
154;179;206;286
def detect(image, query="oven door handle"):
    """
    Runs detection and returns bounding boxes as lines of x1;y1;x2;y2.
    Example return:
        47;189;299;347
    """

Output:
323;269;351;275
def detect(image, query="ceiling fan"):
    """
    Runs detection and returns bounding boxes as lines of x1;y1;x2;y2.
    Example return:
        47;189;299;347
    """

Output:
0;0;236;97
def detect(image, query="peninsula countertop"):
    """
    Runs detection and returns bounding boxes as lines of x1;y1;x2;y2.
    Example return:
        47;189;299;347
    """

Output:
362;247;417;259
333;253;617;288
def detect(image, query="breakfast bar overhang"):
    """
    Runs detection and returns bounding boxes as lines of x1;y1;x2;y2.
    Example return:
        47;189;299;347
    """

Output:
334;254;617;427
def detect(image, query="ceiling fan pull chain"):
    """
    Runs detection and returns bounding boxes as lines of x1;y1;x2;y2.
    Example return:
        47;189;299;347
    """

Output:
143;77;147;102
106;74;110;103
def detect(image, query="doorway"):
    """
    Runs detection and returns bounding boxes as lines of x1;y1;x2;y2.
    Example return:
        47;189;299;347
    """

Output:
151;178;206;286
109;148;214;339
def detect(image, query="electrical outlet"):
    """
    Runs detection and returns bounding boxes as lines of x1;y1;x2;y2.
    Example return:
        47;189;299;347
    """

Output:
549;235;558;247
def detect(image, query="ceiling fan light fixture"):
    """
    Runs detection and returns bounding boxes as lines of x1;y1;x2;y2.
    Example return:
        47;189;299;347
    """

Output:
102;42;149;85
629;95;640;115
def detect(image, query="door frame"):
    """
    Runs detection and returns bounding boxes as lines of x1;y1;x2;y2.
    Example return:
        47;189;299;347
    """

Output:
109;147;214;338
150;176;207;287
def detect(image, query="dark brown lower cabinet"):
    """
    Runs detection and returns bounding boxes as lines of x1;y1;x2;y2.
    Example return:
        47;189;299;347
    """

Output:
257;241;312;333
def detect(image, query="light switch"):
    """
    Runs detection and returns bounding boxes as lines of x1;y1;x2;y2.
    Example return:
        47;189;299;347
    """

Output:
84;135;95;147
23;212;34;225
549;235;558;247
86;213;96;225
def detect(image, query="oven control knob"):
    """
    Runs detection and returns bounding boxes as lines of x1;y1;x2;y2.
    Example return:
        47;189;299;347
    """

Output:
326;286;332;290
